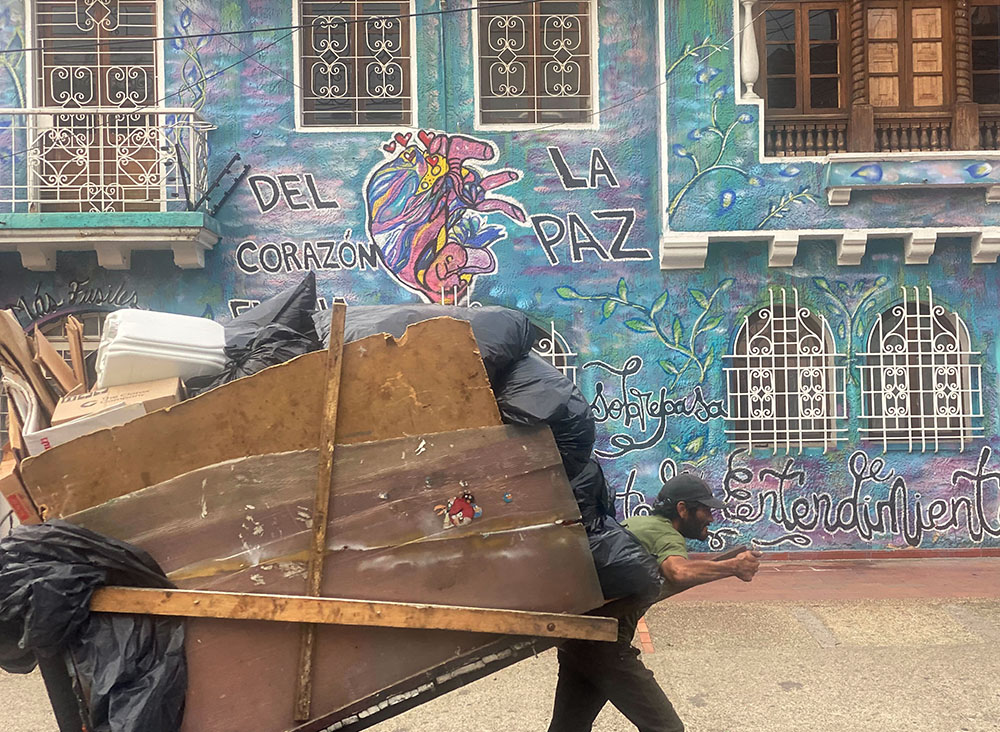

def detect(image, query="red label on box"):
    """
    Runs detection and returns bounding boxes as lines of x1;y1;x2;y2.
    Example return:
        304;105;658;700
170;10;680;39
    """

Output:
6;492;32;522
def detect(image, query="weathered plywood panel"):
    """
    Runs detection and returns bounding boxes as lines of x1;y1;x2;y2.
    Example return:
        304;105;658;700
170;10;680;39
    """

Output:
69;426;590;598
24;317;500;518
68;425;603;732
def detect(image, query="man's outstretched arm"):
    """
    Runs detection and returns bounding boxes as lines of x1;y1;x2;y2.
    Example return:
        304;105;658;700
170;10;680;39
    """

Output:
659;550;762;591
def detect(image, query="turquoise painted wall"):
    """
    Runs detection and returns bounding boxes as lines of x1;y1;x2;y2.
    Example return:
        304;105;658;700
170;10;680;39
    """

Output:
2;1;1000;553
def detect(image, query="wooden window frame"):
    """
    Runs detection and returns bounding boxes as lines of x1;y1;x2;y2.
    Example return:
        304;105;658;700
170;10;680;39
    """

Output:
970;0;1000;111
757;1;849;119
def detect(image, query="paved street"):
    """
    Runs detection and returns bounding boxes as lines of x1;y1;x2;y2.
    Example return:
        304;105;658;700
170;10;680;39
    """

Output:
3;559;999;732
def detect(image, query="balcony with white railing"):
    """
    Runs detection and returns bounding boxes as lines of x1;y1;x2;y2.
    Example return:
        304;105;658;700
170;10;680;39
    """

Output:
0;107;221;271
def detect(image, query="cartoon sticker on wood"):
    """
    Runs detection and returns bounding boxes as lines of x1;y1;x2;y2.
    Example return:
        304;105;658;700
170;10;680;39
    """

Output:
435;491;483;528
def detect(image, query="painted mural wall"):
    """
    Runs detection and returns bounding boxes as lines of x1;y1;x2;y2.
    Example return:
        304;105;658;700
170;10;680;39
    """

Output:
2;0;1000;553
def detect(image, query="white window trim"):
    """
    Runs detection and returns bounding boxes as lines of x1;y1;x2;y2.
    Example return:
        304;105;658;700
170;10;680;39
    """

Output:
24;0;167;109
473;0;600;131
292;0;419;133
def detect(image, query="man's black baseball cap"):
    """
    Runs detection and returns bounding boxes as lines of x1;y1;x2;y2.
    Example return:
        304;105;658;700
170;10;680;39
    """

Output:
656;473;726;509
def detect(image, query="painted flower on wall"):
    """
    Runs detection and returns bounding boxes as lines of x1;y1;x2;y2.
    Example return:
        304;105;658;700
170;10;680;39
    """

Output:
364;130;526;304
665;36;822;231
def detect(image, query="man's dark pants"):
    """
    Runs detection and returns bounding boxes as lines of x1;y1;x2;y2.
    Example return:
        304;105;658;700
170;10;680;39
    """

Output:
546;639;685;732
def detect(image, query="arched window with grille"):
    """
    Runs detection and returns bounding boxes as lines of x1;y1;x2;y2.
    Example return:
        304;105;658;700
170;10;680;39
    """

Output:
724;289;847;453
856;287;982;452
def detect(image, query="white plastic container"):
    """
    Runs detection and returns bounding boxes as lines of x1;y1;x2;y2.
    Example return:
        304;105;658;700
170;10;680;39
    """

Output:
96;309;227;388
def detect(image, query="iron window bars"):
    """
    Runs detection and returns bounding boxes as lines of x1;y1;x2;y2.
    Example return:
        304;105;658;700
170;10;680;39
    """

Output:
856;287;983;452
724;288;848;454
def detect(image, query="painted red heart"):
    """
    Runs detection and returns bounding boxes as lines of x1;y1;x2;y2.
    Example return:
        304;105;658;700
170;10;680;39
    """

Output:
426;154;440;166
418;129;434;148
382;141;397;153
394;132;412;147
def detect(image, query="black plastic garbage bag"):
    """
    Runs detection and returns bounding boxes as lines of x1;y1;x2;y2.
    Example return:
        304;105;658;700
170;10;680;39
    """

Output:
188;273;322;394
226;272;319;349
570;458;616;526
495;353;596;480
0;520;186;732
586;515;662;603
188;323;318;395
313;304;535;388
0;616;35;673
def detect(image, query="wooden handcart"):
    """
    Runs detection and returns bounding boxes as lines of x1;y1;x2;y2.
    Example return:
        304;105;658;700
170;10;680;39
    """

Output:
13;308;614;732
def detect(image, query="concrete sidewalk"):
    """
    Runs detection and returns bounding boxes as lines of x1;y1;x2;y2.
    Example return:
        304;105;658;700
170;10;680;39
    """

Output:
3;558;999;732
377;557;1000;732
674;557;1000;603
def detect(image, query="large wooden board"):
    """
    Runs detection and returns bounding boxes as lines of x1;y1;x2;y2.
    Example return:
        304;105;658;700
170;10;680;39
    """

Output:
68;424;602;732
23;317;501;518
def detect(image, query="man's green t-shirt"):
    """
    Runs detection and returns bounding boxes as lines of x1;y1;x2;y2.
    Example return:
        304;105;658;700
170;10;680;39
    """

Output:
607;514;689;645
622;514;689;563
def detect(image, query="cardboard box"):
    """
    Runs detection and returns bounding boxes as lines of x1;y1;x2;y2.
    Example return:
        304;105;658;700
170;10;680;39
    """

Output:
1;451;40;524
51;377;183;426
24;403;149;455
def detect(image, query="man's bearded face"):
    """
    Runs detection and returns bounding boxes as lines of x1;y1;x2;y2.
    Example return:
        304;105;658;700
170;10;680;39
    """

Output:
678;502;713;541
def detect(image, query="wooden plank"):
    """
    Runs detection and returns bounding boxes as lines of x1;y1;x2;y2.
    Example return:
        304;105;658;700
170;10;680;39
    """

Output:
64;316;87;391
0;447;40;525
0;309;57;419
89;587;617;642
23;317;501;518
7;403;23;456
295;303;346;720
33;326;81;393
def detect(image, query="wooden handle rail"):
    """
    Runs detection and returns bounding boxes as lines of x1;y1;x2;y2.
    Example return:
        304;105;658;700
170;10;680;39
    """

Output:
90;587;618;642
296;303;347;721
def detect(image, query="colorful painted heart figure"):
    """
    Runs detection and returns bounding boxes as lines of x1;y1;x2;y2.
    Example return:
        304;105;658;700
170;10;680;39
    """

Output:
364;131;526;304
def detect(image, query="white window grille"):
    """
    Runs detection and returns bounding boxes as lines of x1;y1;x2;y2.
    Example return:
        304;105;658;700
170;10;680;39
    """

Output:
476;0;596;126
296;1;414;128
532;321;577;383
36;0;158;110
724;288;847;453
856;287;982;452
0;107;212;213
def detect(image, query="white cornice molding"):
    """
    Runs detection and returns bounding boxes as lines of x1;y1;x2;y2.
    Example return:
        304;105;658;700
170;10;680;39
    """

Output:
0;226;220;271
661;227;1000;269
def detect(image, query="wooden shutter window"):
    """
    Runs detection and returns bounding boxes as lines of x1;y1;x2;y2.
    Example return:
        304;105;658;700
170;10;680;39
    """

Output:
866;1;953;111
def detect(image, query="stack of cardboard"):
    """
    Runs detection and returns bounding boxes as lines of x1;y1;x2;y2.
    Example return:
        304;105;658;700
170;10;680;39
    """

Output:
0;309;185;524
24;377;185;455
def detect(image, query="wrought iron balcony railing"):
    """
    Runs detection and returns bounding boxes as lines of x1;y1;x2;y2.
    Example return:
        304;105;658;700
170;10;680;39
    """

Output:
0;107;214;214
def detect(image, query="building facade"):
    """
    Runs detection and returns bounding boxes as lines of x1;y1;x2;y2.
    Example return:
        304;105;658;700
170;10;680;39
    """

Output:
2;0;1000;554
